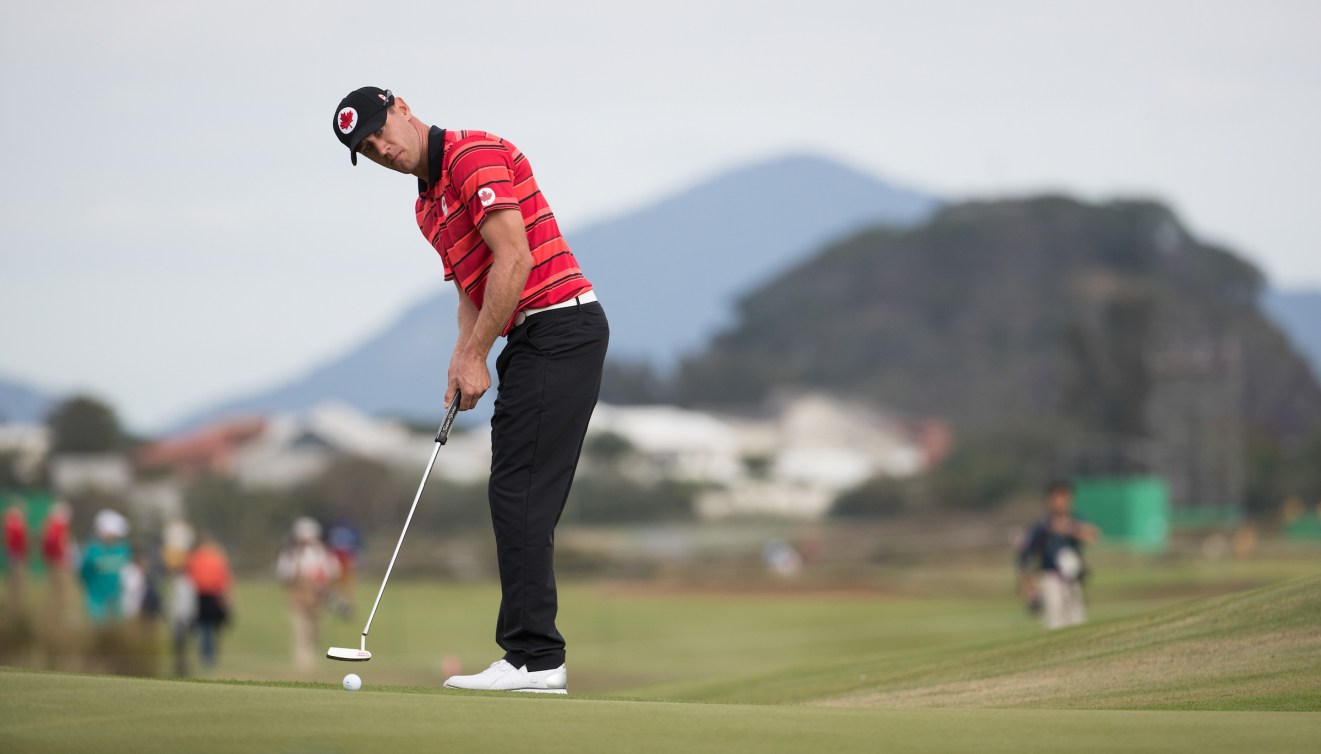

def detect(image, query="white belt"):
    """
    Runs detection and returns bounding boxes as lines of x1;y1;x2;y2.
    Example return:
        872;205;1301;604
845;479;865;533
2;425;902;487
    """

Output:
514;290;598;327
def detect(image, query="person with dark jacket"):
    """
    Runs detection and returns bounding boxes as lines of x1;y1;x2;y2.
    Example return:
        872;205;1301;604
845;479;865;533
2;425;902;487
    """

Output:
1018;480;1100;629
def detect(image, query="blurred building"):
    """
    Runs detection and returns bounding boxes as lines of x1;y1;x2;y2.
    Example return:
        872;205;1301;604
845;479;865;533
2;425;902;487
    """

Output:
49;454;133;495
588;404;744;485
122;397;944;519
0;423;50;485
135;417;268;480
589;395;943;519
232;403;433;489
133;404;488;490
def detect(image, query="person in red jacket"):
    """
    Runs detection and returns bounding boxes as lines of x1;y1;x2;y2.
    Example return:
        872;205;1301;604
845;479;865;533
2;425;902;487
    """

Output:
4;504;27;612
185;534;233;668
40;502;74;623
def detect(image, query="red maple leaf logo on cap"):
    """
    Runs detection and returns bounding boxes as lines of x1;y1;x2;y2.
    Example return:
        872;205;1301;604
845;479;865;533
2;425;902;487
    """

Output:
339;109;356;132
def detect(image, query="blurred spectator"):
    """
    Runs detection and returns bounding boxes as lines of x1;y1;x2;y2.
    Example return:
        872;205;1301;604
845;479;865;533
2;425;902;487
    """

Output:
326;517;362;617
120;551;146;618
121;551;161;625
186;534;233;669
41;502;76;623
162;519;197;676
1017;480;1100;630
763;539;803;578
4;504;28;611
79;510;132;624
277;517;340;670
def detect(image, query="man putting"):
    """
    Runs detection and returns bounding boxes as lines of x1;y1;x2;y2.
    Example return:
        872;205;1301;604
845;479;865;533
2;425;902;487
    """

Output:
333;87;609;694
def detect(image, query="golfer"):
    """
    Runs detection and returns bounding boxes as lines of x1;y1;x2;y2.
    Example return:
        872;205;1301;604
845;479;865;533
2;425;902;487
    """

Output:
333;87;608;694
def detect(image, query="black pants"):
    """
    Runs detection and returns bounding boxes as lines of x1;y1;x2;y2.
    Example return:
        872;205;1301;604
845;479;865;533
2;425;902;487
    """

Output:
489;300;608;671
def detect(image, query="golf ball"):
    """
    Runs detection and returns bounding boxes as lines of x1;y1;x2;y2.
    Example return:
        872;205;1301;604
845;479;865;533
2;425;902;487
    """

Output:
342;673;362;691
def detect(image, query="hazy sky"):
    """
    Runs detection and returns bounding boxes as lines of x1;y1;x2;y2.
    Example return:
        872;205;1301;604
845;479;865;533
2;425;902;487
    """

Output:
2;0;1318;430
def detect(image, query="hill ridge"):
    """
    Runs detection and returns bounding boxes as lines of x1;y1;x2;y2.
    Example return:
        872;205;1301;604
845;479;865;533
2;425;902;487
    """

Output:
675;195;1321;438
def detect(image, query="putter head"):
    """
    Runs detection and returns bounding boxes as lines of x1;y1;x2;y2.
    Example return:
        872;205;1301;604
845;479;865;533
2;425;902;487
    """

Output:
326;646;372;662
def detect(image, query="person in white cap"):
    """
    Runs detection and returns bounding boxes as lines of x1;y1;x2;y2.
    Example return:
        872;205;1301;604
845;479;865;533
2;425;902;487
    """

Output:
79;509;132;624
277;517;340;670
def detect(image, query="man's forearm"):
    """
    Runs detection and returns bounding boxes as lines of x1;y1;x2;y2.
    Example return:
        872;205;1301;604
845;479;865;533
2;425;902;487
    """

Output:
454;281;478;357
461;251;529;360
460;210;532;360
445;210;533;410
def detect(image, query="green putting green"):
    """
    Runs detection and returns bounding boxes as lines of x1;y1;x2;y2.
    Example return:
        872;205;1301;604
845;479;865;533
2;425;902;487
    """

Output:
0;669;1317;754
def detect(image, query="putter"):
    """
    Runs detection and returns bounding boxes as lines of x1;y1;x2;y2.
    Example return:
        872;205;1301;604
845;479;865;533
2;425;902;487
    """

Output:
326;393;462;662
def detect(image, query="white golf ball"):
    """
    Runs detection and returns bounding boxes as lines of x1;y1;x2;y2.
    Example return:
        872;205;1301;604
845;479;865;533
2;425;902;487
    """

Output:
342;673;362;691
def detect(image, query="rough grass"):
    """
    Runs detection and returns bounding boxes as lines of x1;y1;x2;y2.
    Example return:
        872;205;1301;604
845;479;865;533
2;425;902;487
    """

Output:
646;575;1321;710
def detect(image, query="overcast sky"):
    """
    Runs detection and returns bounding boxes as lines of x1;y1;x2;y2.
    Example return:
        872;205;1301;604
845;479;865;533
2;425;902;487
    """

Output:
2;0;1318;430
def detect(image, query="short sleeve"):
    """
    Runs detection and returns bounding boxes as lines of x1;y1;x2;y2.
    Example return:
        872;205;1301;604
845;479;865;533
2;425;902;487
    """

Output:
448;139;521;228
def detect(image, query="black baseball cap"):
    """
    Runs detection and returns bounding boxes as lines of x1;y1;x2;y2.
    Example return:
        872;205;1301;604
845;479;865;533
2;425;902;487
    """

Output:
333;87;395;165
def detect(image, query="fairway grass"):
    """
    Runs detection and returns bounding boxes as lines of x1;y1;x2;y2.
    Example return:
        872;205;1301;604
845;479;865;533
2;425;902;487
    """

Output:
2;669;1318;754
4;562;1320;752
651;575;1321;710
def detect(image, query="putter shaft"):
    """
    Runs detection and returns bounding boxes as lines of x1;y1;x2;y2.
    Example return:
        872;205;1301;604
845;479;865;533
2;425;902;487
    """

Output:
357;395;461;644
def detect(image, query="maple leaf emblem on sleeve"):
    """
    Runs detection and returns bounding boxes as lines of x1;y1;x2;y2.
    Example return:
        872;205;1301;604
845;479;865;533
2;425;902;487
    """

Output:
338;109;356;133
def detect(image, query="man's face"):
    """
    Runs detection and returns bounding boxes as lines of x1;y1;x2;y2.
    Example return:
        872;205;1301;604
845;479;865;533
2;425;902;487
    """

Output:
1048;490;1073;516
357;104;422;174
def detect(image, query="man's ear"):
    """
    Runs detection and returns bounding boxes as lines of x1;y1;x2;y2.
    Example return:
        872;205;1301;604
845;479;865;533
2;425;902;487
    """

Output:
392;96;411;119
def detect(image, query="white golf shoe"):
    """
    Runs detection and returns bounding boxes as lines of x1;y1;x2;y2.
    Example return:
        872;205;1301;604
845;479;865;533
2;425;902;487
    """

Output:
443;659;568;694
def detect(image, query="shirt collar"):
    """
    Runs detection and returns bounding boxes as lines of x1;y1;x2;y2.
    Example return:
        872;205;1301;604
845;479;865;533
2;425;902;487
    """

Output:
418;126;447;194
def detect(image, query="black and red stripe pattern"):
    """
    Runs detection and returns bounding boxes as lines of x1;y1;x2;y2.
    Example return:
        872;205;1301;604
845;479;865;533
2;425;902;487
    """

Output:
416;130;592;335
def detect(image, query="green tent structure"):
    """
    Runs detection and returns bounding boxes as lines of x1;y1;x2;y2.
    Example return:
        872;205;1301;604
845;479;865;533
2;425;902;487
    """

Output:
1;490;57;576
1072;476;1170;552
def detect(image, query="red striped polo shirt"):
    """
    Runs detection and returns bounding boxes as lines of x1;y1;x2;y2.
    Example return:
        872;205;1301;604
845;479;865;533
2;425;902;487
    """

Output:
415;127;592;335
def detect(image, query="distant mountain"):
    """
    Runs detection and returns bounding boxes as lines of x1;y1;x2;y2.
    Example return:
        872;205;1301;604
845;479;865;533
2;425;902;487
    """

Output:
569;154;940;366
0;374;55;424
675;196;1321;439
1261;289;1321;381
170;154;939;431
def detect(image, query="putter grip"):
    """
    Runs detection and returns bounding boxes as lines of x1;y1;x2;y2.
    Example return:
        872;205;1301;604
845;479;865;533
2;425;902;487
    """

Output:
435;391;461;445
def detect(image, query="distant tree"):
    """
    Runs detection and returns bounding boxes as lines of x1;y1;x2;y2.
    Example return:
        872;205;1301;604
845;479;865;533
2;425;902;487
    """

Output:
46;395;123;454
599;359;669;405
564;477;696;524
291;456;393;523
185;475;294;570
741;453;773;480
831;476;914;518
923;428;1053;510
1061;293;1155;437
584;432;634;465
1242;429;1321;518
0;450;21;489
